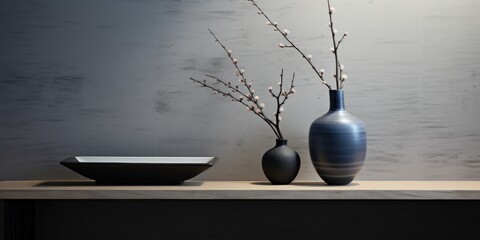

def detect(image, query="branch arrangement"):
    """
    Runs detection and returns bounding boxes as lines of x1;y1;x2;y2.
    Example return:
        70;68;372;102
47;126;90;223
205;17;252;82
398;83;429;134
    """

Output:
190;29;296;139
247;0;348;89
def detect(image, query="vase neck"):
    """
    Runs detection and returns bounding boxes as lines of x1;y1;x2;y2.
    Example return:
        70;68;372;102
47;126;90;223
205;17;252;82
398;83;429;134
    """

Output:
329;90;345;111
275;139;288;147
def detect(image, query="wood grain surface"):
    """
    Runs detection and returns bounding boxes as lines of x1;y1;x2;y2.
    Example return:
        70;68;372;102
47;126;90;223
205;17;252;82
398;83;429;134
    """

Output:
1;180;480;199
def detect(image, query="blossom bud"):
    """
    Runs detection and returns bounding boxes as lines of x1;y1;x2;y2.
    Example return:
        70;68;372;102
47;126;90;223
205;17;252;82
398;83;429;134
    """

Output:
330;47;335;53
227;50;232;55
333;29;337;34
341;74;348;80
278;116;282;121
280;107;284;112
320;69;325;74
291;88;296;94
254;96;260;100
330;7;335;13
340;64;344;70
233;58;238;64
283;29;290;36
273;22;278;26
307;54;312;60
279;43;286;48
268;86;273;91
266;21;272;25
344;32;348;36
259;103;265;109
278;81;281;85
240;69;245;74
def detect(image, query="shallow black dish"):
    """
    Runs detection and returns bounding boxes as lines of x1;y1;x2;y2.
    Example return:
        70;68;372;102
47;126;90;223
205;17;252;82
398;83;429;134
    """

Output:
61;156;217;185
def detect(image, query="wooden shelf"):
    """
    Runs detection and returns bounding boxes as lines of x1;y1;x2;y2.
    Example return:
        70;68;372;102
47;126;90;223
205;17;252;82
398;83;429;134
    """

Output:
1;180;480;199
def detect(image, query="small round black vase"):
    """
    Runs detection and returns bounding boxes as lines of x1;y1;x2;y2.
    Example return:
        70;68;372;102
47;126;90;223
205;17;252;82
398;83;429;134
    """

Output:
309;90;367;185
262;139;301;185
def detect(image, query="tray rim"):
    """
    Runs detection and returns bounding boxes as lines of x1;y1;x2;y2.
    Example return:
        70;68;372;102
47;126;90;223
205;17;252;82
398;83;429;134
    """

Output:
61;156;218;166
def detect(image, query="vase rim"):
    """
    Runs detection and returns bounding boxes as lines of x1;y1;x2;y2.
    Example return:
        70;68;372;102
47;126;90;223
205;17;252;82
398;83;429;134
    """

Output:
328;89;345;111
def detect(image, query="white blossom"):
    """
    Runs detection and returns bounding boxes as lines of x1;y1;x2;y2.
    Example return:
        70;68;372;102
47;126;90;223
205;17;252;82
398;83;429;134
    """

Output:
320;69;325;74
255;108;261;114
254;96;260;100
238;79;243;82
273;22;278;26
240;69;245;74
266;21;272;25
278;116;282;121
259;103;265;109
227;50;232;55
307;54;312;60
340;64;344;70
233;58;238;64
277;81;281;85
341;74;348;80
283;29;290;36
251;89;255;94
291;88;296;94
333;29;338;34
280;107;284;112
330;7;335;13
344;32;349;36
279;43;286;48
330;47;335;53
268;86;273;91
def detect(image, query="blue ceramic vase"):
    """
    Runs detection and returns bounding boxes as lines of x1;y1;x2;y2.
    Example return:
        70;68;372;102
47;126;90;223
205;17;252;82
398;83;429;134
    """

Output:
309;90;366;185
262;139;301;185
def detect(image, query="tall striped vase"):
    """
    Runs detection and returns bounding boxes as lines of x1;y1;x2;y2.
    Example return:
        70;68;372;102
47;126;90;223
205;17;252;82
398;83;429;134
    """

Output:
309;90;367;185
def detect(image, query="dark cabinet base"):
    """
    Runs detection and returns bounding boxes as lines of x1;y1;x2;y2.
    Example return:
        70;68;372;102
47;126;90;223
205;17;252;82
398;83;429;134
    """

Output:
4;200;480;240
4;200;34;240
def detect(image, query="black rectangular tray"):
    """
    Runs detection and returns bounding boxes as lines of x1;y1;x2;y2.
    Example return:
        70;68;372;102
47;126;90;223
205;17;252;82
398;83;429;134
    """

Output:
61;156;217;185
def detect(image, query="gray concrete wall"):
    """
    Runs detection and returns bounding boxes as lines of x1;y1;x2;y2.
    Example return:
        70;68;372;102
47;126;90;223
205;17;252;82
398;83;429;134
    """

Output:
0;0;479;181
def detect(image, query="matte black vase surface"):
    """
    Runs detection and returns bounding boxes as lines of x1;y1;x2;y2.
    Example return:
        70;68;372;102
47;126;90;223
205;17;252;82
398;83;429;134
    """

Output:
262;139;301;185
309;90;366;185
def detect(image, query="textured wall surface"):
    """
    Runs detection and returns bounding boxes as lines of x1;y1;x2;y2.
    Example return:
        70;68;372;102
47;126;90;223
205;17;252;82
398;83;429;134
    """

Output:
0;0;479;181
